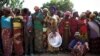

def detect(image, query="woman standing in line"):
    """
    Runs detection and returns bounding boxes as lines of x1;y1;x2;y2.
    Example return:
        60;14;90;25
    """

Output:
88;14;100;54
32;6;44;53
59;11;71;52
78;12;88;42
1;8;13;56
12;8;24;56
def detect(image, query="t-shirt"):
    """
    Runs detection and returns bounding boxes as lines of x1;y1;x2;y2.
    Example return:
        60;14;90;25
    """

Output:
1;16;12;28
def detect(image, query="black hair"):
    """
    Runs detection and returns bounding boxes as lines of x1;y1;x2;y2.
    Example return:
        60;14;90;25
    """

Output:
98;12;100;16
86;11;91;18
28;11;31;16
93;11;98;16
21;8;29;16
56;11;61;17
3;8;11;17
14;8;20;16
73;12;79;17
0;9;3;18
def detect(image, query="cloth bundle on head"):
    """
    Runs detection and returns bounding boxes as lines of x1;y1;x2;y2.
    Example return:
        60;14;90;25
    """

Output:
43;8;50;16
43;8;49;12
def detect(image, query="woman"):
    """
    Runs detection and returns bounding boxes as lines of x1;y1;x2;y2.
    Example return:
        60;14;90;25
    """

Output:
59;11;71;51
47;19;59;52
42;8;51;51
32;6;44;53
1;8;13;56
12;8;24;56
68;12;79;42
88;14;100;53
21;8;34;56
78;12;88;42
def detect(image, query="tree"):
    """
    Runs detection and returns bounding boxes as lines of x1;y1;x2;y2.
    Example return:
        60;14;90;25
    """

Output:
0;0;24;9
9;0;24;9
42;0;73;11
0;0;7;8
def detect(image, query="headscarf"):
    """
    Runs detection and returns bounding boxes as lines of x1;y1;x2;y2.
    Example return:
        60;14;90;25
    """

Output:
64;11;71;16
43;8;50;16
43;8;49;12
50;6;57;14
64;11;72;19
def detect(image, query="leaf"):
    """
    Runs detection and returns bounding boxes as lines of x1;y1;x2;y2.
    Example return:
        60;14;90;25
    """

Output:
42;0;73;11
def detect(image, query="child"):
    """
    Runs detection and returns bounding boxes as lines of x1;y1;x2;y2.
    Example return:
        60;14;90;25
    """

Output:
69;32;89;56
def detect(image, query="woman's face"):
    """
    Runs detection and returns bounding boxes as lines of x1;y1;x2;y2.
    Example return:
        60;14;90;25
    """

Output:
65;15;69;19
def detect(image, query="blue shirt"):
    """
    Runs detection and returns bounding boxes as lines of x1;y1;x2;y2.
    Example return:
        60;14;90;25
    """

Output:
1;16;12;28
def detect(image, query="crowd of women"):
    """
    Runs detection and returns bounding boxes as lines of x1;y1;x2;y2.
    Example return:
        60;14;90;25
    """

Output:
0;6;100;56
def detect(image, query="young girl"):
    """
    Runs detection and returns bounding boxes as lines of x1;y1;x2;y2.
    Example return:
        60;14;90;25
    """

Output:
69;32;89;56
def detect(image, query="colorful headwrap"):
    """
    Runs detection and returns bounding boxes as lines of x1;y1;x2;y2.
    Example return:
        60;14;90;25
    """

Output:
50;6;57;13
43;8;49;12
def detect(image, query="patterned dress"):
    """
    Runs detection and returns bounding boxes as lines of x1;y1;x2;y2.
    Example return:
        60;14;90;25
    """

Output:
88;21;100;53
78;19;88;41
59;19;71;51
1;16;13;56
32;11;44;52
12;16;24;56
47;20;59;52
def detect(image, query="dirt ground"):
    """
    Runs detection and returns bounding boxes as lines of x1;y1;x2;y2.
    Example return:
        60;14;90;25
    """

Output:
34;53;100;56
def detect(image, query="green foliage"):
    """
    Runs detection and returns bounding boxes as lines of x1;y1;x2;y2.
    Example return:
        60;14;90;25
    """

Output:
0;0;7;8
0;0;24;9
9;0;24;9
42;0;73;11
